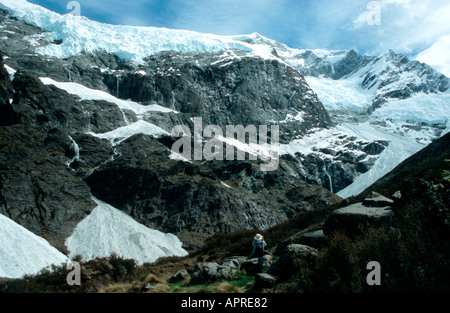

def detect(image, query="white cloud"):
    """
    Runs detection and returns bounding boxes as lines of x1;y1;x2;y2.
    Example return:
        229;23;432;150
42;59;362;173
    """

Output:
349;0;450;74
416;34;450;77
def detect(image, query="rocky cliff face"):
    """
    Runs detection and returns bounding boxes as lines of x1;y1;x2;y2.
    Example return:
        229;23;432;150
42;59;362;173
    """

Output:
0;54;14;125
84;133;341;247
0;8;342;250
0;123;96;251
106;51;331;142
0;2;447;253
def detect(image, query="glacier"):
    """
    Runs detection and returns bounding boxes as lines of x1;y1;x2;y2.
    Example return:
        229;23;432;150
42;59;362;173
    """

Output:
305;76;374;114
335;122;426;199
372;91;450;126
0;0;280;64
305;79;449;198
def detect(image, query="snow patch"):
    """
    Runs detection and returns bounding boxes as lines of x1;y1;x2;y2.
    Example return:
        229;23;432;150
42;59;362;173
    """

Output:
169;150;192;163
39;77;177;116
66;135;80;169
0;213;69;279
3;63;16;78
220;181;232;188
89;120;170;145
65;197;188;265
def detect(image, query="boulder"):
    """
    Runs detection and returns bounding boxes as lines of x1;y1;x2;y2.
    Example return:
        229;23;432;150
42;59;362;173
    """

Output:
223;256;247;267
241;258;260;276
362;192;394;207
298;229;327;249
189;258;242;283
217;265;238;280
323;202;394;237
268;244;318;279
258;254;273;271
254;273;278;288
242;254;273;276
221;257;242;271
169;269;189;283
189;262;220;284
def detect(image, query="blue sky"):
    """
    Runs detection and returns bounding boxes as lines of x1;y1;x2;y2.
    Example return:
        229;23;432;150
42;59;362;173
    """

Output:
28;0;450;75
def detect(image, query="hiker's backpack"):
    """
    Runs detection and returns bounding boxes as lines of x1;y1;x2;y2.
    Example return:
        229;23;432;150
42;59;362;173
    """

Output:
254;240;264;257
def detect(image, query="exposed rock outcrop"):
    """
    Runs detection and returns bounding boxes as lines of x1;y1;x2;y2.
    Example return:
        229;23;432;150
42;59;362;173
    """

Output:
268;244;318;279
254;273;278;288
84;133;341;247
0;54;15;126
298;229;327;249
323;193;395;237
0;125;96;251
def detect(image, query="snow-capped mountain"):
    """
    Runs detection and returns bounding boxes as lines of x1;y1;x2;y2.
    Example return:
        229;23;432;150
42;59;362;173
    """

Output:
281;47;449;197
299;49;449;117
0;0;449;278
0;0;280;63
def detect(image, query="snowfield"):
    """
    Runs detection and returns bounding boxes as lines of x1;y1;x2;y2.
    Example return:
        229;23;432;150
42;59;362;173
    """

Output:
65;197;188;265
0;213;69;279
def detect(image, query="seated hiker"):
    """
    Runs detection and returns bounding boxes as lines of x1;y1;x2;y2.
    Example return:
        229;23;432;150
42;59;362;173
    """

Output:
248;233;267;259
